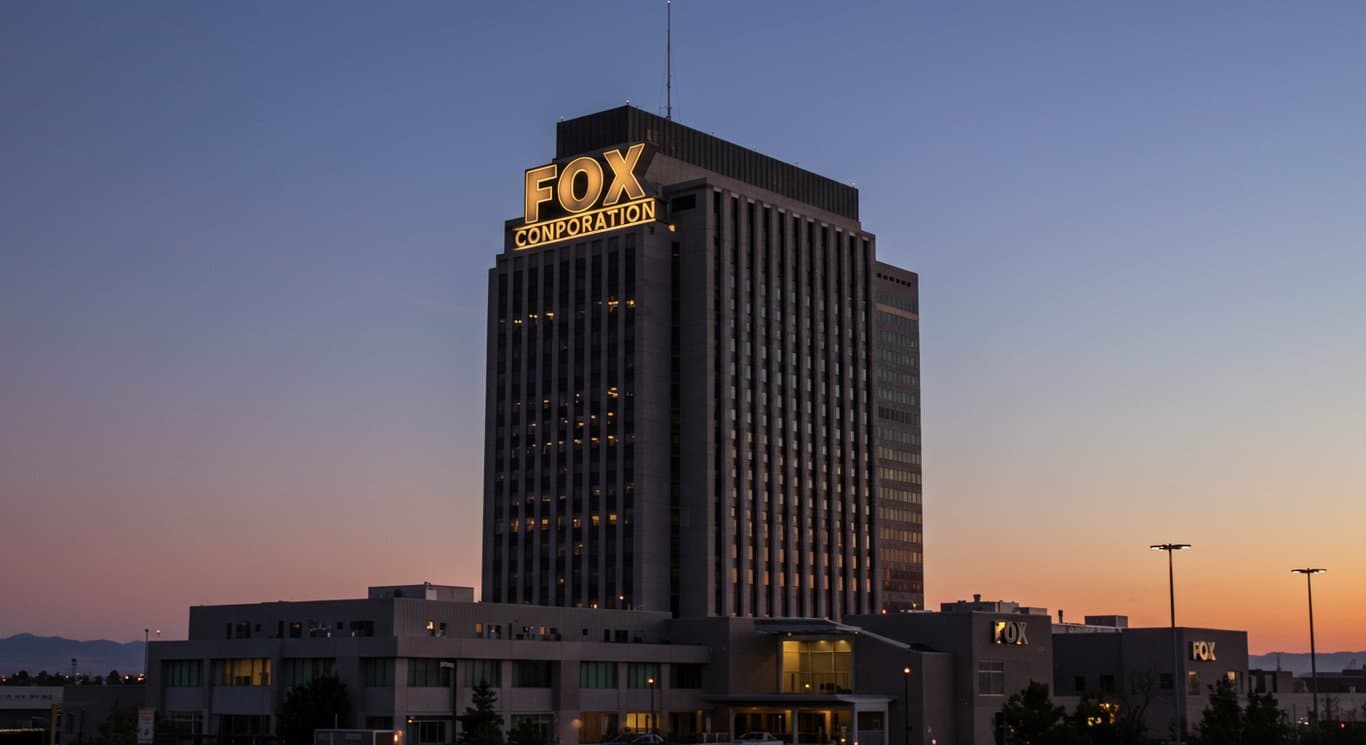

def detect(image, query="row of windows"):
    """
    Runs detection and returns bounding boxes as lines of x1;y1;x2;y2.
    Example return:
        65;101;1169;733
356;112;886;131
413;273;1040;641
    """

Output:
502;511;629;531
224;620;375;640
881;506;922;525
880;527;924;544
878;388;917;406
391;660;699;690
210;659;270;687
512;661;552;688
875;311;918;333
876;406;917;424
877;368;918;388
875;291;918;315
498;296;637;327
877;427;918;446
163;660;201;687
875;272;915;288
877;466;922;484
877;330;918;349
876;446;921;465
171;656;699;691
362;658;393;687
879;486;922;505
883;548;924;566
280;658;332;689
876;347;918;368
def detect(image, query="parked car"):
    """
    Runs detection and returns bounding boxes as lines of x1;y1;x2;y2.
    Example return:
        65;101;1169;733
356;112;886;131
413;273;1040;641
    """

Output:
605;735;665;745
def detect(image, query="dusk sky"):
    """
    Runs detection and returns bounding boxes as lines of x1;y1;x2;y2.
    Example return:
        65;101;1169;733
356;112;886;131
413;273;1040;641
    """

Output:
3;3;1364;655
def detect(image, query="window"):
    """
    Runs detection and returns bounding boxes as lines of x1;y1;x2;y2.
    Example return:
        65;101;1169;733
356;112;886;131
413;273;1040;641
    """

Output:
1188;671;1201;695
580;662;617;689
163;660;201;687
626;663;661;689
780;639;852;693
408;720;446;745
1160;673;1174;690
362;658;394;688
163;712;202;736
671;664;703;689
280;658;333;689
1074;676;1086;693
218;716;268;736
510;714;554;744
466;659;501;687
513;661;552;688
407;659;447;687
349;620;375;638
210;659;270;687
978;661;1005;696
226;623;251;640
1099;674;1115;693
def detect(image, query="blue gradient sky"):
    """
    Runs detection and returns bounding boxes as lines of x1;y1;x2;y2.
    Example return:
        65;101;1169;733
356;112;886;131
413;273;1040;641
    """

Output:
2;2;1364;653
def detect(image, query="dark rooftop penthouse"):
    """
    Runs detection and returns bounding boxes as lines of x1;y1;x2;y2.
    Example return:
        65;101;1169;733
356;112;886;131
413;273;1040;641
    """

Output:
556;105;860;221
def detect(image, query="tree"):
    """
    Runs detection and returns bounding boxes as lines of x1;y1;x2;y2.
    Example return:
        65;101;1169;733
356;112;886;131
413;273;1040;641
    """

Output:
1242;690;1290;745
1191;678;1243;745
508;720;547;745
94;700;136;745
1069;694;1153;745
277;675;352;745
458;681;504;745
107;669;123;685
999;682;1071;745
1190;679;1295;745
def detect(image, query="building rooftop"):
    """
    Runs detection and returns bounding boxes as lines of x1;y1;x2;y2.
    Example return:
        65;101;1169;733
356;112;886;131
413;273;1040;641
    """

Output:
555;105;860;221
940;594;1049;616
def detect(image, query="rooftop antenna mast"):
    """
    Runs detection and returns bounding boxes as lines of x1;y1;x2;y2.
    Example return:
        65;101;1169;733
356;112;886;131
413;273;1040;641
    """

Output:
666;0;672;120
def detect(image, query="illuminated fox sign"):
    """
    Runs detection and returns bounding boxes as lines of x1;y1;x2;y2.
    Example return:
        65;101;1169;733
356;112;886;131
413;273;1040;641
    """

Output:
993;620;1030;645
1191;641;1217;661
515;143;657;248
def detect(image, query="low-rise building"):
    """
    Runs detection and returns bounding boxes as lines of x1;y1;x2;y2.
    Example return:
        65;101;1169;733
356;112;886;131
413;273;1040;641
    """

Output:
1053;617;1248;740
145;590;1253;745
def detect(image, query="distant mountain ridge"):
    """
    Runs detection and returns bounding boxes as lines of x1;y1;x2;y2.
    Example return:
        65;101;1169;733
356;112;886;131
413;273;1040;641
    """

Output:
0;634;146;676
1250;651;1366;676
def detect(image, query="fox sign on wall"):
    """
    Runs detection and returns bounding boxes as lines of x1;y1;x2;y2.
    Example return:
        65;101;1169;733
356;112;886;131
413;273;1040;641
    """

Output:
993;620;1030;645
1191;641;1217;661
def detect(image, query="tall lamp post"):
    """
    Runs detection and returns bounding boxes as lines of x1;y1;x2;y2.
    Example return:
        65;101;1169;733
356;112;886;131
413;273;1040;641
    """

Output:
902;666;912;745
1291;568;1326;729
647;676;657;736
1151;543;1191;745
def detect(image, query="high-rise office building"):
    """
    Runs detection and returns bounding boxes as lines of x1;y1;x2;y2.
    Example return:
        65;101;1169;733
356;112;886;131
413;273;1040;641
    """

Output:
482;106;922;619
871;265;923;611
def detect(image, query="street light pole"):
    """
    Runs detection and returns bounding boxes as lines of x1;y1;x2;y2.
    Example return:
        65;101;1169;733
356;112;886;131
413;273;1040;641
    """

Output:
1151;543;1191;745
1291;568;1326;730
647;676;657;736
902;666;912;745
